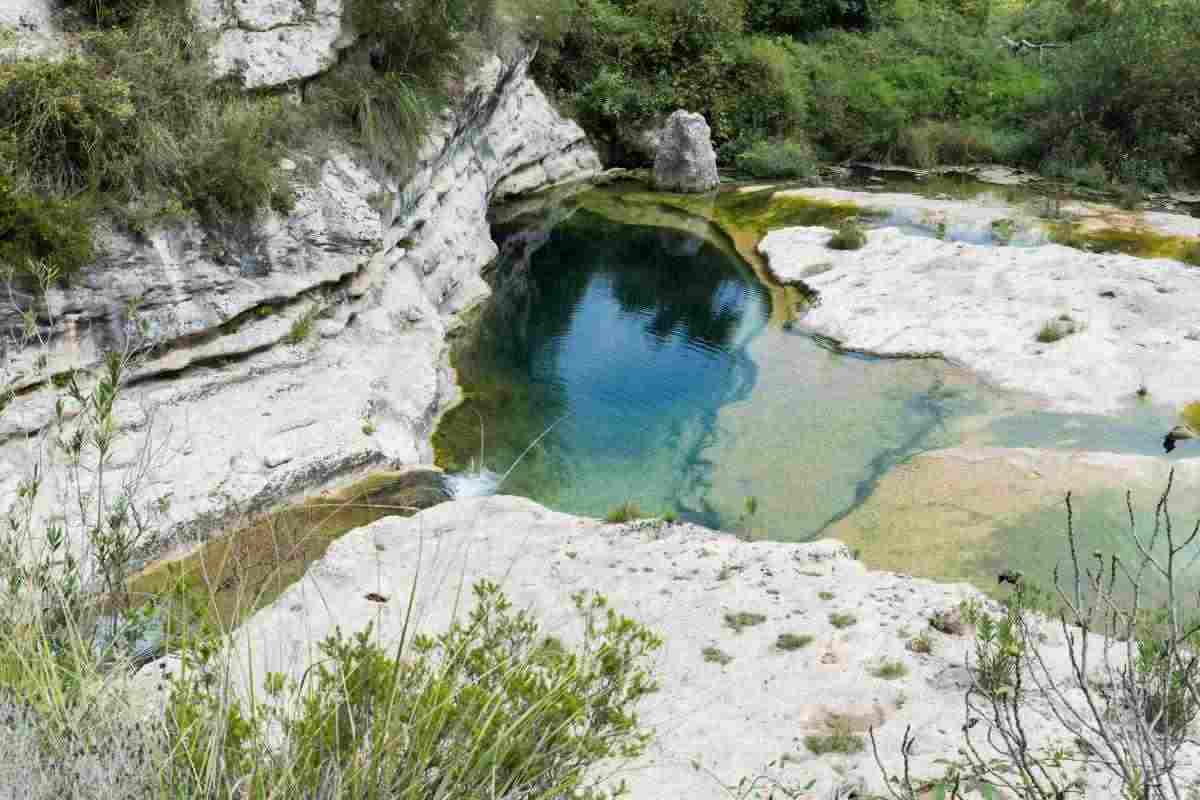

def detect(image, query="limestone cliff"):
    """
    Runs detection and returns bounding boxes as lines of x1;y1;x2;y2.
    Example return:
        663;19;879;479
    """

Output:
0;7;601;555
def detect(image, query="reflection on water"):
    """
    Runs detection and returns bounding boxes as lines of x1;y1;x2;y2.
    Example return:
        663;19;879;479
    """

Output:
434;188;1196;594
435;209;768;524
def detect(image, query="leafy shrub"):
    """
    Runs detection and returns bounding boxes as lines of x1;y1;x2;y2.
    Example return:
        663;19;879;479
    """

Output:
735;138;817;178
827;220;867;251
0;57;137;192
745;0;897;37
0;177;94;277
166;582;661;797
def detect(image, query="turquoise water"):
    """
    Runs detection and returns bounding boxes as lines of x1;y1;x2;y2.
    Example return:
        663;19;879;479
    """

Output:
435;190;1192;579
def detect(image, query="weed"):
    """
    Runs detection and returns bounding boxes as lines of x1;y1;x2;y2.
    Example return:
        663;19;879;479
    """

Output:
724;611;768;633
776;633;814;651
1035;315;1079;344
871;659;909;680
361;419;376;436
818;590;835;601
735;138;817;179
285;305;322;345
661;510;679;524
604;501;643;524
827;219;867;251
906;631;933;654
702;645;734;665
829;612;858;629
804;720;864;756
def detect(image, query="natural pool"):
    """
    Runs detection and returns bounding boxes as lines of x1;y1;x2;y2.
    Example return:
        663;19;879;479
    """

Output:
434;185;1198;593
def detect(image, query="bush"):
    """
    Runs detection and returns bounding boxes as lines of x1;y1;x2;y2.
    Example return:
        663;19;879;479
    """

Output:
0;177;94;277
166;582;661;797
827;220;867;251
735;138;817;178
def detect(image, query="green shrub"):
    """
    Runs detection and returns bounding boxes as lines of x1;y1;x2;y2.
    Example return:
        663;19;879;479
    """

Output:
775;632;813;651
827;220;867;251
735;138;816;178
746;0;897;37
0;177;94;277
0;57;136;192
829;611;858;629
166;582;661;796
870;659;908;679
724;611;767;632
605;501;643;523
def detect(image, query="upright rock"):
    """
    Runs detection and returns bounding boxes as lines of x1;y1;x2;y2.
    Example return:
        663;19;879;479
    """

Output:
652;110;719;193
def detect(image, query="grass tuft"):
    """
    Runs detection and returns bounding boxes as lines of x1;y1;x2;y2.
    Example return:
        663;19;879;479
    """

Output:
871;659;909;679
724;611;768;633
604;501;643;524
702;645;733;665
829;612;858;629
775;633;814;651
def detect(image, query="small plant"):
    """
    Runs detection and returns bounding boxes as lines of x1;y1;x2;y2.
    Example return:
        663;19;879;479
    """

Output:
285;304;321;344
735;138;817;179
906;631;933;654
661;510;679;524
724;611;767;633
827;219;867;251
818;590;835;601
702;645;733;665
604;501;643;524
361;419;376;436
871;659;909;680
805;719;864;756
1035;314;1080;344
776;633;813;651
829;612;858;630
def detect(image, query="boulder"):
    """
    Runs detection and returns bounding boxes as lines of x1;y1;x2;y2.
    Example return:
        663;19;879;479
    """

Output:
652;110;719;193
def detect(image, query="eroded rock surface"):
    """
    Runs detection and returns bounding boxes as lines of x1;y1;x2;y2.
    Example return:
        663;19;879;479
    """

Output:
193;0;352;88
0;52;600;555
761;225;1200;415
652;110;719;193
222;495;1199;799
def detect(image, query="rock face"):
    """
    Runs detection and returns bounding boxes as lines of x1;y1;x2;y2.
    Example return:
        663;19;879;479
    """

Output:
652;110;719;193
0;0;62;61
192;0;352;88
760;224;1200;415
0;52;600;554
221;494;1194;799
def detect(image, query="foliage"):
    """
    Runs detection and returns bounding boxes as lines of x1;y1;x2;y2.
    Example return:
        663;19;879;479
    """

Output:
724;611;767;632
805;720;864;755
0;176;94;277
827;219;867;250
166;582;661;797
829;611;858;629
702;645;734;664
604;500;644;523
745;0;897;38
735;138;817;179
775;632;813;651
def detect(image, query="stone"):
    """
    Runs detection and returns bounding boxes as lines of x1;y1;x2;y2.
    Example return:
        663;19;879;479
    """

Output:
0;0;63;61
652;110;719;193
759;193;1200;415
221;494;1184;799
0;49;601;552
262;450;294;469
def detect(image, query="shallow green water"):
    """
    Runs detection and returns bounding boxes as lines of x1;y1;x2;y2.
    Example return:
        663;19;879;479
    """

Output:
435;188;1194;589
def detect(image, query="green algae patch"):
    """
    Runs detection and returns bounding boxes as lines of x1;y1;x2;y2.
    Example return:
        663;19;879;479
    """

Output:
129;469;448;628
1048;222;1200;265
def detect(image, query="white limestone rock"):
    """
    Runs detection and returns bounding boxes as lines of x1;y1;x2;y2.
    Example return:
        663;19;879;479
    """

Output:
760;225;1200;415
652;110;719;193
223;495;1186;799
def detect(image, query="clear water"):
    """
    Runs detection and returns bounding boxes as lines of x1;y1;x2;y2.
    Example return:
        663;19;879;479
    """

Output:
435;189;1194;592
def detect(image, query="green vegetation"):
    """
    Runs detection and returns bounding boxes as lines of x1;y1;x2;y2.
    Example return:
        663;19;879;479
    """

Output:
1182;402;1200;431
906;631;933;654
523;0;1200;188
724;610;768;633
702;645;734;665
817;590;835;601
775;632;814;651
870;659;909;679
604;500;644;523
829;611;858;629
804;720;865;756
826;219;867;251
735;138;817;179
0;0;496;277
285;305;322;345
1035;314;1079;344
